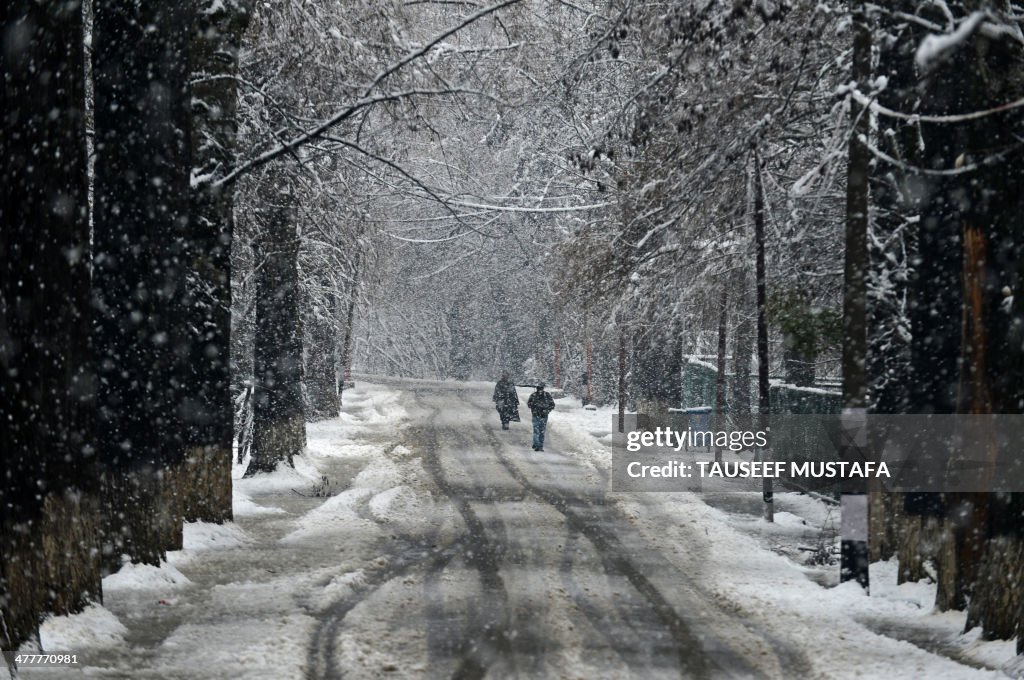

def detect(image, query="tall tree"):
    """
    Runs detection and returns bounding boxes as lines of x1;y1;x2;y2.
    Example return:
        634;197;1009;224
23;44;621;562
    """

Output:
867;2;919;567
0;0;99;649
92;0;194;565
304;273;340;421
839;0;872;590
937;6;1024;638
898;3;1024;630
246;191;306;475
183;0;254;522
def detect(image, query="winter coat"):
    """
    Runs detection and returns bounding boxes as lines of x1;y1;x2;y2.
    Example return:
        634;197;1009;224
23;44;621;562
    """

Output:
527;390;555;418
493;379;520;421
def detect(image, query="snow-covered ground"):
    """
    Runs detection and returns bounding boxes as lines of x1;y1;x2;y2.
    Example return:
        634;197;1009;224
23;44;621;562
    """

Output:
15;379;1022;679
554;397;1022;678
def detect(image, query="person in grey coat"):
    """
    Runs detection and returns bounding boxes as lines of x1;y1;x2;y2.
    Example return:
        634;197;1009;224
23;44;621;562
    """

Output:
492;372;520;430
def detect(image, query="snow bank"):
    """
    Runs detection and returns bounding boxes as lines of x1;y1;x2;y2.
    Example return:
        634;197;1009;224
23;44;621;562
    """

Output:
334;381;408;434
233;486;286;517
34;604;128;651
351;455;404;490
282;487;377;544
547;398;615;473
314;569;369;611
367;484;435;531
181;521;248;551
621;493;1007;679
103;561;192;591
233;452;320;493
282;451;451;543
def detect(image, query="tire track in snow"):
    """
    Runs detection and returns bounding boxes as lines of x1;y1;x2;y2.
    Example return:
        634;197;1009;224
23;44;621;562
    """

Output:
306;534;467;680
487;430;727;679
557;524;669;671
490;431;818;679
417;423;516;680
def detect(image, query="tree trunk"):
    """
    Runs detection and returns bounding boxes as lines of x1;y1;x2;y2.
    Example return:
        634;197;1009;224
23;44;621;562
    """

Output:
839;0;871;589
247;198;306;475
178;0;254;523
906;2;1024;621
868;491;900;563
586;339;594;405
897;514;942;584
958;29;1024;635
966;535;1024;640
900;0;964;593
869;4;918;576
842;0;871;404
618;330;627;433
305;293;340;421
92;0;194;564
0;1;100;650
232;238;257;463
338;255;361;404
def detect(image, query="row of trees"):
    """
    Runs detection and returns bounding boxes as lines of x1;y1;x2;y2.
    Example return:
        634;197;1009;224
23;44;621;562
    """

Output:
549;0;1024;647
2;0;256;650
1;0;527;652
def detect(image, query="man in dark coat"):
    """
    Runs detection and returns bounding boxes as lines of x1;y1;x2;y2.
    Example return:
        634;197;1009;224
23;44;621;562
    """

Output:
492;372;520;430
527;382;555;451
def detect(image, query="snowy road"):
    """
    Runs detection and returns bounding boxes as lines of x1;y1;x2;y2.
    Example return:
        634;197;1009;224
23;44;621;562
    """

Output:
303;379;805;679
25;378;1012;679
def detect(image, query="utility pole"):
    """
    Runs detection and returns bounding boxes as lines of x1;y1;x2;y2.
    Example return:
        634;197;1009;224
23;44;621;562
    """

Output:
753;146;773;522
554;339;562;389
618;331;627;433
714;286;729;463
840;0;871;591
586;340;594;405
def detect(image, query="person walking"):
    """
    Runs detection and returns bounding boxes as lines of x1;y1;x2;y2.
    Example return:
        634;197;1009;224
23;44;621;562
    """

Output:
492;372;520;430
527;382;555;451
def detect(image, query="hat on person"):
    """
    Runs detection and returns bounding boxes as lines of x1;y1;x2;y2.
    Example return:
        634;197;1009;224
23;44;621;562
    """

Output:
537;382;545;389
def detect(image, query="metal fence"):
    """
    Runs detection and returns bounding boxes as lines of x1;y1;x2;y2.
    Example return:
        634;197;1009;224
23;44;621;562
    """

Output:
680;357;841;415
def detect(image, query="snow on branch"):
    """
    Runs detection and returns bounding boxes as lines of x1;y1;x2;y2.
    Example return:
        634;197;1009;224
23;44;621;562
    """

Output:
445;198;614;212
850;88;1024;124
915;11;986;71
215;0;522;188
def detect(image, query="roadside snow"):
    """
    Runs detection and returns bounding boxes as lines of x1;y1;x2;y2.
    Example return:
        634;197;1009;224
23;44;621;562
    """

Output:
17;380;419;679
103;561;192;591
232;451;320;494
549;395;1018;677
36;604;128;651
181;520;248;552
233;486;286;517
